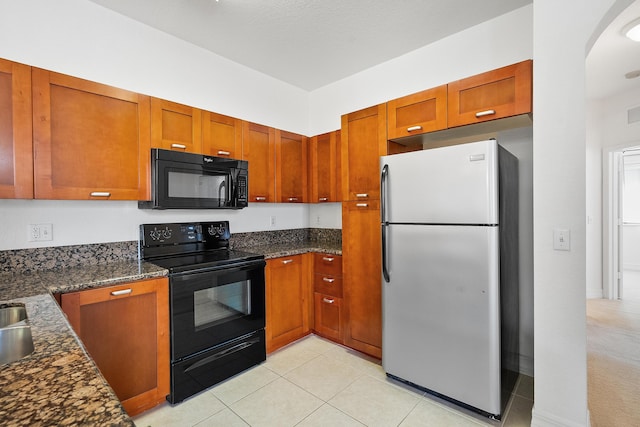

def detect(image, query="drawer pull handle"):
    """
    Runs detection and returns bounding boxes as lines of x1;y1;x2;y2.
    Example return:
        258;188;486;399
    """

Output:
319;197;328;202
171;143;187;149
356;203;368;207
322;277;335;283
323;298;335;304
288;197;298;202
322;257;334;262
90;192;111;197
407;125;422;132
475;109;496;118
356;193;368;198
110;289;132;296
217;150;231;156
282;259;293;264
255;196;266;201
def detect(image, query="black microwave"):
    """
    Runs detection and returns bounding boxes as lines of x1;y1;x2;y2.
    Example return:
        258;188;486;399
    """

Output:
138;149;248;209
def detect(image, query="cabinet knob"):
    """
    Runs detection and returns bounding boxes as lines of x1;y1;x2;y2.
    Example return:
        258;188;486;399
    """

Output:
322;257;334;262
407;125;422;132
282;259;293;264
356;203;368;207
322;277;335;283
288;197;298;202
356;193;368;198
90;192;111;198
110;288;132;296
318;197;328;202
171;143;187;149
217;150;231;156
475;109;496;118
323;297;335;304
255;196;266;201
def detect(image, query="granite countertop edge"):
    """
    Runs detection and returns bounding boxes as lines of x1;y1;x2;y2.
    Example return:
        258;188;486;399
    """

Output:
0;241;340;425
0;260;168;427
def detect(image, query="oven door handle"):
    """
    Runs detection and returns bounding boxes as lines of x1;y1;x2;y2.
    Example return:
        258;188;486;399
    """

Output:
183;337;261;373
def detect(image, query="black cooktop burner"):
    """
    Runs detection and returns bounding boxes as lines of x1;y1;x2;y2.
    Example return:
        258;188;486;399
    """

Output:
148;249;264;274
139;221;264;273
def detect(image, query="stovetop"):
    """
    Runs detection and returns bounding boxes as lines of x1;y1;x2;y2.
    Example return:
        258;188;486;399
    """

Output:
139;221;264;273
147;249;264;274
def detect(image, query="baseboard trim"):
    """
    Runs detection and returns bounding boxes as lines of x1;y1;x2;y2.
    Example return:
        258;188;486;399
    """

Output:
531;406;589;427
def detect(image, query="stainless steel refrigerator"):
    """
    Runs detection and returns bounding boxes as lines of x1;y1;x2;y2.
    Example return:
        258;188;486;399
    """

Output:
380;139;519;419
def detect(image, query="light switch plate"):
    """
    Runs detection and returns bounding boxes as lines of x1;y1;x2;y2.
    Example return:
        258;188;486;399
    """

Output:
553;228;570;251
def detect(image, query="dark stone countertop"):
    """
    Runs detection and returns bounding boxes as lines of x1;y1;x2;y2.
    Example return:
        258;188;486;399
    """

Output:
0;240;340;425
242;241;342;259
0;260;167;427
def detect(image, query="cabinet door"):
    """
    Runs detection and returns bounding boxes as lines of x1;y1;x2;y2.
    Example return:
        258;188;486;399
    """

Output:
60;277;170;416
309;131;339;203
447;60;532;128
314;293;343;343
0;58;32;198
265;255;310;353
32;68;151;200
202;111;242;158
151;97;202;153
341;104;387;201
276;130;308;203
387;85;447;139
342;200;382;358
242;121;275;203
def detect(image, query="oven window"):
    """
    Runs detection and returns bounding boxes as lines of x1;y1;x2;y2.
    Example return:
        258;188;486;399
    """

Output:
168;171;227;200
194;280;251;329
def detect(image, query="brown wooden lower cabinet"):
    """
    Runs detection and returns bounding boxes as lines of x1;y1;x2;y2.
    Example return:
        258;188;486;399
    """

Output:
314;292;343;342
60;277;169;417
342;200;382;358
265;254;312;353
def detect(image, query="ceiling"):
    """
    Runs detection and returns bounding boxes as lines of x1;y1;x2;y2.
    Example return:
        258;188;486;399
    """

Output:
87;0;640;99
87;0;530;91
587;0;640;100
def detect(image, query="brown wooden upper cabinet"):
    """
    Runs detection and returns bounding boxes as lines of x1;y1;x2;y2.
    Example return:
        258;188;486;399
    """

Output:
447;59;532;128
341;104;387;201
309;130;340;203
387;85;447;140
0;58;33;199
242;121;275;203
151;98;202;153
202;111;242;159
276;129;308;203
32;68;151;200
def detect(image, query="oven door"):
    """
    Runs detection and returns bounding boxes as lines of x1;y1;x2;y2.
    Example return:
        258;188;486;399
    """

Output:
170;259;266;361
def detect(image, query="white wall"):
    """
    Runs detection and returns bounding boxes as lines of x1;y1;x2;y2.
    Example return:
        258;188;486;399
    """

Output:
0;0;317;250
532;0;629;425
309;5;534;135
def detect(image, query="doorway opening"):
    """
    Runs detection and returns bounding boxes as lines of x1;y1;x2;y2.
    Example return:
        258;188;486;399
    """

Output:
604;143;640;301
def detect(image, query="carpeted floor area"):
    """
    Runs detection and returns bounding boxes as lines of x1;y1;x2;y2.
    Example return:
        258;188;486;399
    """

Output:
587;297;640;427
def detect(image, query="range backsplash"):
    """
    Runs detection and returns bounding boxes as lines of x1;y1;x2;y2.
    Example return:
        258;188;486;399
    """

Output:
0;228;341;274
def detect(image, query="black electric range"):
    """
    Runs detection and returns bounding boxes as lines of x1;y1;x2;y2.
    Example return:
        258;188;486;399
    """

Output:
139;221;266;404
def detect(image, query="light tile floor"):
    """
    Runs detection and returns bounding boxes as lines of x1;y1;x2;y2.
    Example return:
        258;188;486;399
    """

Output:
134;335;533;427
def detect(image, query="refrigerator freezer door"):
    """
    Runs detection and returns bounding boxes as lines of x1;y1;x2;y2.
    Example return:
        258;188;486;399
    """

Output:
382;223;501;415
380;140;498;225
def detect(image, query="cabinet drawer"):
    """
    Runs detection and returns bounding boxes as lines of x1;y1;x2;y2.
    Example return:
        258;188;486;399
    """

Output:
314;274;343;298
313;253;342;276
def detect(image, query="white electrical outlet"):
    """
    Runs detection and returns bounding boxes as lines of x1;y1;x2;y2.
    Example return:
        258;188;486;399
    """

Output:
270;216;276;227
29;224;53;242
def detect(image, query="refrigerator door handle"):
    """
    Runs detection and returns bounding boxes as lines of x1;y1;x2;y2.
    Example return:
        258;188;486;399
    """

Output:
381;164;390;282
